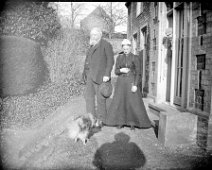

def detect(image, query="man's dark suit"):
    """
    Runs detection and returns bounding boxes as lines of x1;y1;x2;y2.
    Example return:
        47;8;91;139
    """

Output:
83;38;114;123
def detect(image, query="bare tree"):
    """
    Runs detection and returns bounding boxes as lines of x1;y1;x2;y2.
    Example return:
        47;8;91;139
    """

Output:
98;2;127;38
49;2;84;29
70;2;84;28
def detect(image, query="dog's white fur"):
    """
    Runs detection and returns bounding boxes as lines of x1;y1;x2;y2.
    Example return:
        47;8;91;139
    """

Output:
66;116;92;145
88;112;97;127
88;112;102;127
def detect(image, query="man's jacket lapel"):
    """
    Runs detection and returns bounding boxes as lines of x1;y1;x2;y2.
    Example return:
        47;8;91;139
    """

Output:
90;39;102;57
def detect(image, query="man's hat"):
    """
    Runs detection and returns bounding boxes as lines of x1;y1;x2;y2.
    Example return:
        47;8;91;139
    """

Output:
99;81;113;98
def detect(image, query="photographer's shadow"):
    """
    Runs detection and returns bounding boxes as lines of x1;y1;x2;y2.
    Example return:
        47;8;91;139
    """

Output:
93;132;146;170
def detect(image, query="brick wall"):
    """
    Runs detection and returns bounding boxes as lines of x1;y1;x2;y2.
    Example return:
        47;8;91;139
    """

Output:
148;2;159;97
189;2;212;115
127;2;159;97
129;2;150;38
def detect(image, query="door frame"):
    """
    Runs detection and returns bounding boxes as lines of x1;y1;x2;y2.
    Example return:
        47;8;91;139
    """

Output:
132;32;138;55
140;25;148;94
173;3;184;106
173;2;191;108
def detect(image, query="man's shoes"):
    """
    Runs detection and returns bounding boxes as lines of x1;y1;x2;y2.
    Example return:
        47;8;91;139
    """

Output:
95;120;104;128
130;125;135;130
88;113;96;127
99;121;104;128
117;125;123;129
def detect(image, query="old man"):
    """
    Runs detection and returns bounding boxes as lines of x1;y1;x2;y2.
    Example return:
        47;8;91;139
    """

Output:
82;27;114;127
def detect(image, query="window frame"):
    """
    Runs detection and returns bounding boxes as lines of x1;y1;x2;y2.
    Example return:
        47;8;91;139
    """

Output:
153;29;157;50
133;32;138;54
153;2;158;19
136;2;143;17
196;3;207;36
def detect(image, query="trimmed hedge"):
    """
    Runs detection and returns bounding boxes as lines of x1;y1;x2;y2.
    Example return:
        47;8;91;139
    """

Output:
0;35;48;97
43;28;89;84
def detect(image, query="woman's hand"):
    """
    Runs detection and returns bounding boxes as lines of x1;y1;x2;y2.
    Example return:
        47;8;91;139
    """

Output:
131;85;137;92
120;68;130;73
103;76;110;82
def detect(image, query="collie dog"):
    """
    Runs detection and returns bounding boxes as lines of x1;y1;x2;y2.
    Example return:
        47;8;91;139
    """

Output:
66;116;92;145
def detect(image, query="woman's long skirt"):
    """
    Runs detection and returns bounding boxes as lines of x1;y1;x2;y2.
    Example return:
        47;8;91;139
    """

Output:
106;75;152;128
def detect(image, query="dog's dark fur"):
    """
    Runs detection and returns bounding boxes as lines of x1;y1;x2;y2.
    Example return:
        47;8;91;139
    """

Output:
76;116;92;131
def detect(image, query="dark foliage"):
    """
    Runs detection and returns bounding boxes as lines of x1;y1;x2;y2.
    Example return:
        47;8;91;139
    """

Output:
0;0;61;46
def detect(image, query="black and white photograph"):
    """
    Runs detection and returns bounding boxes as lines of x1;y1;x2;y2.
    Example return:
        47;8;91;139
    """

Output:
0;1;212;170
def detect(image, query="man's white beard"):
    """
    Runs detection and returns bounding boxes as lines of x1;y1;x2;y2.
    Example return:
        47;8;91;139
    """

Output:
90;38;100;46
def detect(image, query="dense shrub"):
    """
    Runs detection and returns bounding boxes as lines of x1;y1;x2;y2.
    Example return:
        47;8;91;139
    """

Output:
43;28;89;84
0;2;89;129
0;1;60;45
1;81;84;129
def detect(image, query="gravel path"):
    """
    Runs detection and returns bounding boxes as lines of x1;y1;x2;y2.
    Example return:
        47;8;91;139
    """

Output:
0;96;211;170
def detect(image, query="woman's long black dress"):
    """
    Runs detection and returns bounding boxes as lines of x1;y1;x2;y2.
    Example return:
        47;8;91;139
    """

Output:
106;52;152;128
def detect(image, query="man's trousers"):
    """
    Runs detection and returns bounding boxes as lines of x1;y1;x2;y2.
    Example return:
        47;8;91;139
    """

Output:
84;76;107;123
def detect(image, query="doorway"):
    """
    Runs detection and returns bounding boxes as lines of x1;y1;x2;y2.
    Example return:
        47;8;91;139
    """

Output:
132;33;138;55
174;5;184;106
140;26;148;96
165;12;173;102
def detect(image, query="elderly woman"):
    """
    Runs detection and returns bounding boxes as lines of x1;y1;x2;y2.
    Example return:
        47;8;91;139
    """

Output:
106;39;152;130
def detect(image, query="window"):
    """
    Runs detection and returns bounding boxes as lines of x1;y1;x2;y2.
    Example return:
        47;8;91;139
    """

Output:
153;30;157;50
153;38;157;50
197;14;206;36
140;30;145;50
133;33;138;54
174;2;183;8
136;2;143;17
151;83;156;96
153;2;158;19
165;2;173;11
152;62;156;72
152;62;156;81
196;54;206;70
195;89;204;111
140;2;143;13
196;3;207;37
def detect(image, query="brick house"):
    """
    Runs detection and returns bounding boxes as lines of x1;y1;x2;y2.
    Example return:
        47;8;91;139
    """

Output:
126;2;212;151
80;6;114;34
80;6;127;53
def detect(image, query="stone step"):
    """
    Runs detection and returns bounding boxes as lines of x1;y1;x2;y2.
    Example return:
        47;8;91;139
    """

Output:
148;103;165;117
148;102;198;149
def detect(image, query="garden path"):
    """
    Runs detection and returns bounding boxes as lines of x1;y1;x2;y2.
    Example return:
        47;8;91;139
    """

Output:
1;96;209;170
